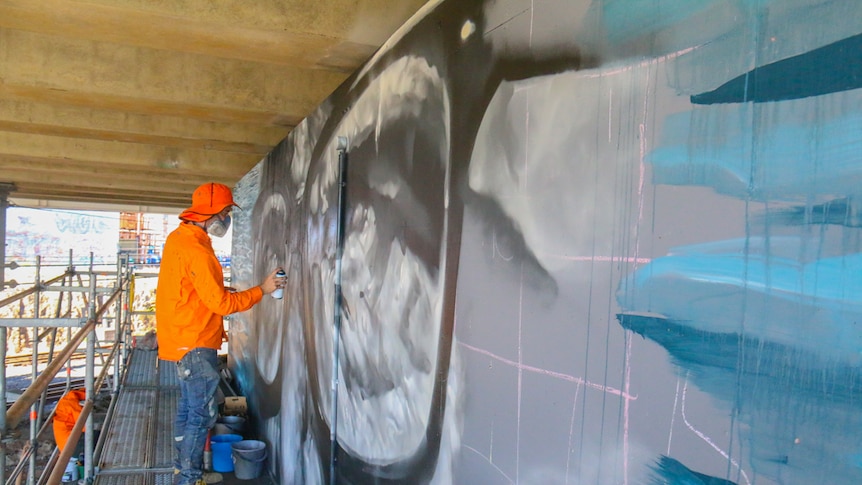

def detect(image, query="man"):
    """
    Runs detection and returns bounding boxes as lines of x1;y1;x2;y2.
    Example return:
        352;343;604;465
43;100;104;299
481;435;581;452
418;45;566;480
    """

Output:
156;182;283;485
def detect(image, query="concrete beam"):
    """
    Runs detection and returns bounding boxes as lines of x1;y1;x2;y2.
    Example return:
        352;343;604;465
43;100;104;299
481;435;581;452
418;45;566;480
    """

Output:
0;173;202;208
0;163;209;193
0;0;427;69
0;156;236;186
0;28;346;126
0;99;284;154
95;0;428;45
0;0;430;211
0;145;244;209
0;132;260;177
8;182;190;204
8;196;182;214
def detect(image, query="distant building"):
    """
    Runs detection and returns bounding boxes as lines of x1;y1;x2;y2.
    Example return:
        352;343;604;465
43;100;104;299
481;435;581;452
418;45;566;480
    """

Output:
119;212;170;264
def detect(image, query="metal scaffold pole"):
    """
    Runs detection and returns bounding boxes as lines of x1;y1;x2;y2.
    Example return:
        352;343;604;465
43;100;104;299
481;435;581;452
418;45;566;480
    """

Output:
0;182;14;485
27;256;42;485
113;257;124;395
0;250;126;485
66;250;74;394
85;253;96;483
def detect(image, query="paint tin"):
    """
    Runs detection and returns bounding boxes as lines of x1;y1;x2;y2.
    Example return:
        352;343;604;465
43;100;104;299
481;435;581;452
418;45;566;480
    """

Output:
61;457;78;482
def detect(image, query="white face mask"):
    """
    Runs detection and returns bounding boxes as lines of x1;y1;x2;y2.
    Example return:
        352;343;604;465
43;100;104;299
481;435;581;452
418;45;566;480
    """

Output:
207;214;231;238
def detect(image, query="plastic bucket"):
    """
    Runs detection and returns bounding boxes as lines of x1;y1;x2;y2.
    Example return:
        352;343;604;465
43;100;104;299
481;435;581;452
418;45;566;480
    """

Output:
231;440;267;480
210;433;242;472
213;415;246;435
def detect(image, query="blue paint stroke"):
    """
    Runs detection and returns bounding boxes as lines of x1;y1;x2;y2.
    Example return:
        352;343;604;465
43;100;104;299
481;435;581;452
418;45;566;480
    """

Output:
650;455;737;485
616;238;862;362
648;109;862;200
757;197;862;228
618;313;862;403
692;33;862;104
618;313;862;484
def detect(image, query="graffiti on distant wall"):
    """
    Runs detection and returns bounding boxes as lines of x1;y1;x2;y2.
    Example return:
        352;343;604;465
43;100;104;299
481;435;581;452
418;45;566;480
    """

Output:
230;0;862;483
6;208;119;264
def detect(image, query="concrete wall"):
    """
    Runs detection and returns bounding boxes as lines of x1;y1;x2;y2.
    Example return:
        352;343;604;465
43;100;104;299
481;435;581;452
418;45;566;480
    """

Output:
229;0;862;483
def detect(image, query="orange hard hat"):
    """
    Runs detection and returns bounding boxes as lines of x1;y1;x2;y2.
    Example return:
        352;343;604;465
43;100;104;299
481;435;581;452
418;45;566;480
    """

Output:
179;182;239;222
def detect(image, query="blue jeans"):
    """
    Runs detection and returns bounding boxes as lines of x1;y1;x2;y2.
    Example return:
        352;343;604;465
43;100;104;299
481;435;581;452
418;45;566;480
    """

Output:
174;348;219;485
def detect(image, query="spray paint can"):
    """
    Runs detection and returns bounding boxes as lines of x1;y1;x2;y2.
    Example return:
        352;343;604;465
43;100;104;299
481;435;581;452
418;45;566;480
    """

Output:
271;269;285;299
62;456;78;482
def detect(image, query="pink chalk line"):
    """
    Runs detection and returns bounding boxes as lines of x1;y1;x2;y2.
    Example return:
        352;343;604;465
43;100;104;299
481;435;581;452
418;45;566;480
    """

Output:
458;342;637;401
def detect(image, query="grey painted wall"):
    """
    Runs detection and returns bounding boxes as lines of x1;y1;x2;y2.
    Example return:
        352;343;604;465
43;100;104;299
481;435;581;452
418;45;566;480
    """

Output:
230;0;862;483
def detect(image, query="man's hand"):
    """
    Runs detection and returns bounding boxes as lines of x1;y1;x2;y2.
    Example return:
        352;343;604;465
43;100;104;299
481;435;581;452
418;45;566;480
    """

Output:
260;267;286;295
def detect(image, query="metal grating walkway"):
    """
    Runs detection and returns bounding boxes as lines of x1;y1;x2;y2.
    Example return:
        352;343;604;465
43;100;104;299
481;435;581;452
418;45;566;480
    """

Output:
94;349;275;485
95;349;178;484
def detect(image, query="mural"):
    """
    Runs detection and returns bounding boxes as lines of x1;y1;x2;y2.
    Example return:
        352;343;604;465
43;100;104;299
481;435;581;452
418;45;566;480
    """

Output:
230;0;862;483
6;208;119;265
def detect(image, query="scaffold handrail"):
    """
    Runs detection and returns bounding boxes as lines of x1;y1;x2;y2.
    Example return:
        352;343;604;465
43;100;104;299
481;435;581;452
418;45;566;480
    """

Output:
0;271;73;309
4;285;122;431
6;266;139;485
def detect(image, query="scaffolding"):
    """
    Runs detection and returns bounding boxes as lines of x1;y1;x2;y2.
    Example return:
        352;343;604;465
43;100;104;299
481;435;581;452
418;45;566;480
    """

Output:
0;252;136;485
118;213;167;265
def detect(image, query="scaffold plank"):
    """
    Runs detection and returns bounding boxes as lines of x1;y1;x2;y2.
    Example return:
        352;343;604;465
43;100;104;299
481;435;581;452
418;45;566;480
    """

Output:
152;471;174;485
124;349;158;388
99;388;156;469
158;358;180;388
94;470;174;485
153;387;178;469
94;472;147;485
95;348;275;484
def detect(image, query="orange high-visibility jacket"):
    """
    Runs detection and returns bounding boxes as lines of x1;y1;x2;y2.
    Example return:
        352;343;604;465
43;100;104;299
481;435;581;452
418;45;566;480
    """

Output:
155;222;262;362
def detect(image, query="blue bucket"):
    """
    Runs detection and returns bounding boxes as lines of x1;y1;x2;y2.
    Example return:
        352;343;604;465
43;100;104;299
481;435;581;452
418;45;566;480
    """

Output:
210;433;242;472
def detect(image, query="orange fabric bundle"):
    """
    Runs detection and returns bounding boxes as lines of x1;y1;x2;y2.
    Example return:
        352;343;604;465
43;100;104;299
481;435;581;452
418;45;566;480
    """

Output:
53;389;87;452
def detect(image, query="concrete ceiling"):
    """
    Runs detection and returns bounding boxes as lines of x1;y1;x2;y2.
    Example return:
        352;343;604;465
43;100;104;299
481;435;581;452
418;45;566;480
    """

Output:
0;0;428;213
